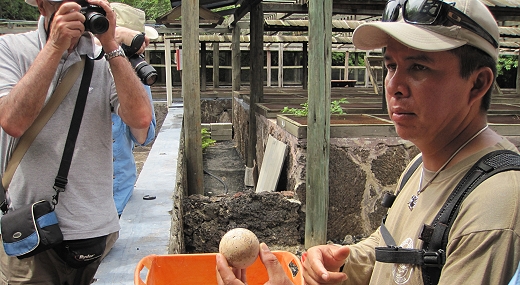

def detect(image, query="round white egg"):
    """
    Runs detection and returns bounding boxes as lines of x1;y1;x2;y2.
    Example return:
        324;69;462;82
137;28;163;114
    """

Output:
219;228;260;269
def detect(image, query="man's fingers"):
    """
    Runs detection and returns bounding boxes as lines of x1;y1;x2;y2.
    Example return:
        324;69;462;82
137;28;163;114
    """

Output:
259;243;295;285
334;245;351;263
216;254;247;285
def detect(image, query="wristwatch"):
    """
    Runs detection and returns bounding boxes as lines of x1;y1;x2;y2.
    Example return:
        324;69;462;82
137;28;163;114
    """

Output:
104;46;126;61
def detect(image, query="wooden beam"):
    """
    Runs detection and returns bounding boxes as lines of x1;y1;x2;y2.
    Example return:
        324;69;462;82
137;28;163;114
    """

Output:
200;42;207;91
302;42;308;90
246;2;263;173
182;0;204;195
232;0;262;25
231;25;241;92
213;43;220;88
305;0;332;249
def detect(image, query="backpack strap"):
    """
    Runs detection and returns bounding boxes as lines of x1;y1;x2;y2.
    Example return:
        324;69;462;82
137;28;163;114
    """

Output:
420;149;520;285
381;155;423;208
376;150;520;285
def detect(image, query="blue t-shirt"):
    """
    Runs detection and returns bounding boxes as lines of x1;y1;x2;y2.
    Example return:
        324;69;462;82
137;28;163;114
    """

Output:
112;84;156;215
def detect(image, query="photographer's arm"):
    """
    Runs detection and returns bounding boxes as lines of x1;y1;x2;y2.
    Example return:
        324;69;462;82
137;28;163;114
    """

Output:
91;0;152;132
0;2;84;138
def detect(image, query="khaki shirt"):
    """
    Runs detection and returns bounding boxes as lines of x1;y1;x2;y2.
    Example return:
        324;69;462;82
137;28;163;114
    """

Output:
343;138;520;285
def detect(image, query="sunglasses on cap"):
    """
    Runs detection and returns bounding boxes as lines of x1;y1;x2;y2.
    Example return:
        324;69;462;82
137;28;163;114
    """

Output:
382;0;498;48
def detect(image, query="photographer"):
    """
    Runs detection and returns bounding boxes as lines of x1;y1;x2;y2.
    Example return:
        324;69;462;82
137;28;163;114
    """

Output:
0;0;152;284
109;3;157;218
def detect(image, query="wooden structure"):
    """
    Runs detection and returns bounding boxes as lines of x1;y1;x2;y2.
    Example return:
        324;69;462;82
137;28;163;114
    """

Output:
156;0;520;246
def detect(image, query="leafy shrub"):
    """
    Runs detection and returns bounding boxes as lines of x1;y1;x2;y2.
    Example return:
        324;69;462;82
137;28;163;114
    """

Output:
282;98;349;116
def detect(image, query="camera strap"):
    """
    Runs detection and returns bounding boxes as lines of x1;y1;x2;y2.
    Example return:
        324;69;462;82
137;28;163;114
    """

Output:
52;57;94;207
0;57;87;213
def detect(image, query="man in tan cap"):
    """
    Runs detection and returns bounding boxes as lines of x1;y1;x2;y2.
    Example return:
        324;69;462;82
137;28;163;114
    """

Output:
0;0;152;284
301;0;520;285
216;0;520;284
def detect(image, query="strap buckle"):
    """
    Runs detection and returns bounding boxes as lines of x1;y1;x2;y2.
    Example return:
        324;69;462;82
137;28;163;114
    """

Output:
422;250;446;268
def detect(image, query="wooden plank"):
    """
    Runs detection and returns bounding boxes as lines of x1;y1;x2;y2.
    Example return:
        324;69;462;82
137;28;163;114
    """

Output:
182;0;204;195
256;136;288;193
305;0;332;248
213;43;220;88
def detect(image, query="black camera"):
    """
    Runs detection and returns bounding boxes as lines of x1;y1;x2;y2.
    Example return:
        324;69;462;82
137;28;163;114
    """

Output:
78;1;108;34
121;33;158;86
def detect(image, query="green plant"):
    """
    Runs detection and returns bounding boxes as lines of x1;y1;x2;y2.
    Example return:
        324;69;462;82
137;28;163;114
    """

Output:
201;128;216;151
281;98;349;116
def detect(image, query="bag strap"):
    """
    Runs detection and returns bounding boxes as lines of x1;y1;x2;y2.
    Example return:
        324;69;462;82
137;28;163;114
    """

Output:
375;150;520;285
1;58;86;191
51;57;94;207
381;155;423;208
420;150;520;285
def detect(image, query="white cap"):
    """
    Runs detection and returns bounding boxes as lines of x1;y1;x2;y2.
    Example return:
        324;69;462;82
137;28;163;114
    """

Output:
352;0;499;61
110;2;159;40
25;0;62;7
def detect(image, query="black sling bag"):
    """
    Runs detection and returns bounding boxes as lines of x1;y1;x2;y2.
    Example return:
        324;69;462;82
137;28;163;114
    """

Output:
376;150;520;285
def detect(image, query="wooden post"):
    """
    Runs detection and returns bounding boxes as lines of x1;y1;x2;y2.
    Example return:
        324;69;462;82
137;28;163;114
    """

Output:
278;43;283;87
213;43;220;88
344;51;349;80
165;38;173;106
302;42;308;90
305;0;332;248
231;25;241;92
267;50;272;87
200;42;207;92
517;55;520;94
182;0;204;195
246;2;264;173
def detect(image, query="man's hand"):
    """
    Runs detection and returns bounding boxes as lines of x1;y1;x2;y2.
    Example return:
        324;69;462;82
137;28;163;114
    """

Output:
216;243;295;285
115;27;150;54
87;0;118;52
302;244;350;285
46;1;85;53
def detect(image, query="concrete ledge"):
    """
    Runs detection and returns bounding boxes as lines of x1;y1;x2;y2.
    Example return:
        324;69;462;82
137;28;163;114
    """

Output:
94;104;184;284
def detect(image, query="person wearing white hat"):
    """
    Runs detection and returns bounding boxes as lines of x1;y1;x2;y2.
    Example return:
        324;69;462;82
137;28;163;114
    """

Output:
300;0;520;285
0;0;153;284
107;2;157;220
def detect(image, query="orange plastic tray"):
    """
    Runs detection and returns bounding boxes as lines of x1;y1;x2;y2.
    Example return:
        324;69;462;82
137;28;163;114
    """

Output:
134;251;303;285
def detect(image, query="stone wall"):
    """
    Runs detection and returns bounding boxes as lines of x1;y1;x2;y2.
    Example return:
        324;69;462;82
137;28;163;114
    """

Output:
232;94;520;241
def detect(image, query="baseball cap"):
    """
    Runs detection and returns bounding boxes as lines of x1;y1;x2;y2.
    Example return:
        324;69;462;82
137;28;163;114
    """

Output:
25;0;62;7
111;2;159;40
352;0;499;61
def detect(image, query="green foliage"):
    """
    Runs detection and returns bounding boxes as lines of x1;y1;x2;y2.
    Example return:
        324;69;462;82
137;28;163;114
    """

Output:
110;0;171;20
282;98;349;116
332;51;366;66
0;0;40;20
201;128;216;151
497;55;518;76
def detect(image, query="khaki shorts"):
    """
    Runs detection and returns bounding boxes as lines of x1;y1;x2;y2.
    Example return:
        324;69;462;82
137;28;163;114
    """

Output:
0;232;118;285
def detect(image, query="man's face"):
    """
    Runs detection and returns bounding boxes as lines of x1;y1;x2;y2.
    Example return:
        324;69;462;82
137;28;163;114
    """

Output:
383;38;475;148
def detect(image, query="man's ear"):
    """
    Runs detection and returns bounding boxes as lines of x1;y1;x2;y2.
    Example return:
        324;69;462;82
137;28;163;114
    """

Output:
469;67;494;103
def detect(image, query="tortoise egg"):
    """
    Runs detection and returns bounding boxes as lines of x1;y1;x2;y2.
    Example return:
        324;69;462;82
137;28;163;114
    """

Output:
219;228;260;269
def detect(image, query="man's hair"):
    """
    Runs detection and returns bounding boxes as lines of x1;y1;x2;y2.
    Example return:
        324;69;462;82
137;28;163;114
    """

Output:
449;45;497;111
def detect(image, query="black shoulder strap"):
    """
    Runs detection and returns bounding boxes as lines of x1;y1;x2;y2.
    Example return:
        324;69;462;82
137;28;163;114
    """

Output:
375;150;520;285
381;155;423;208
51;57;94;207
420;149;520;285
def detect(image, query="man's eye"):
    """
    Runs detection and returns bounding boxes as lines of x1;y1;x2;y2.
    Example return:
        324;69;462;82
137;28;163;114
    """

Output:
411;64;427;71
386;64;397;71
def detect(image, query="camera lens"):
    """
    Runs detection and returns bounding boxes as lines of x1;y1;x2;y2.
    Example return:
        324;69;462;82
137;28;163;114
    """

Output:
129;55;158;86
85;12;109;34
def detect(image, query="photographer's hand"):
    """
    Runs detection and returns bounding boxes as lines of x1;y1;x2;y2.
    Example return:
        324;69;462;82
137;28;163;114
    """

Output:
115;27;150;54
87;0;118;52
47;2;85;54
